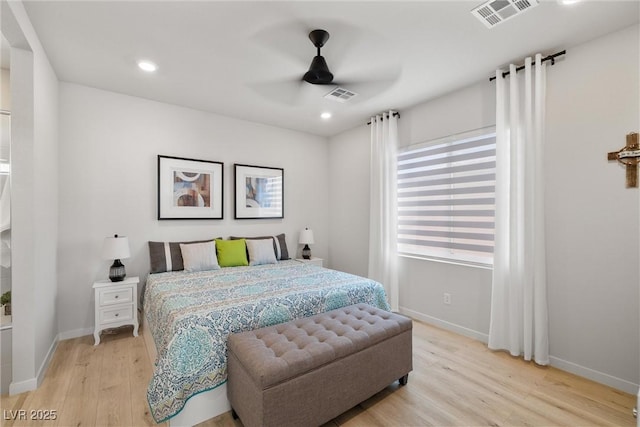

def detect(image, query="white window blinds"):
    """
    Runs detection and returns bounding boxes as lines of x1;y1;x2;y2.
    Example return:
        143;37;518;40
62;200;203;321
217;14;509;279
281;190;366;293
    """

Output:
397;127;496;266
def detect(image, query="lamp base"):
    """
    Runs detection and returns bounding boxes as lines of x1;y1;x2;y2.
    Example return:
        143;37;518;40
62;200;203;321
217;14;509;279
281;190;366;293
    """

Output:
302;244;311;260
109;259;126;282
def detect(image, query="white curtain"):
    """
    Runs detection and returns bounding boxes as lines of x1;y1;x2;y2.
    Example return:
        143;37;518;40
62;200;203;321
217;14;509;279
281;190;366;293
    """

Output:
488;54;549;365
368;111;399;311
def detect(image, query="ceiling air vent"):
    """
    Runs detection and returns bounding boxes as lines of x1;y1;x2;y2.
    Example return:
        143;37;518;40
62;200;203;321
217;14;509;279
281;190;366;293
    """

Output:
324;87;358;103
472;0;539;28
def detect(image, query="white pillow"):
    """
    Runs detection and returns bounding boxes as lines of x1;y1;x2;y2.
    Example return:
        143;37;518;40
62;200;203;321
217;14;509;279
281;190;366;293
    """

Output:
246;239;278;266
179;241;220;272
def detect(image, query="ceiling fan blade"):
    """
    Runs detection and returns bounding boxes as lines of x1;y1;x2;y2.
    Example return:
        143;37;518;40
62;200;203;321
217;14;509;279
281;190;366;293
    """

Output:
250;76;336;106
248;77;307;106
251;21;313;70
323;78;398;103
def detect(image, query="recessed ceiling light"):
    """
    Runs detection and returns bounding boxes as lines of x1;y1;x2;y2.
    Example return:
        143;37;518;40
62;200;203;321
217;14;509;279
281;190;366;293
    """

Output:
137;60;157;72
559;0;581;5
321;112;332;120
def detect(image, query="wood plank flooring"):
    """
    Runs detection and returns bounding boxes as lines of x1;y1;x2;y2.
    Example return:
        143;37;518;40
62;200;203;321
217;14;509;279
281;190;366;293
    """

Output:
1;320;636;426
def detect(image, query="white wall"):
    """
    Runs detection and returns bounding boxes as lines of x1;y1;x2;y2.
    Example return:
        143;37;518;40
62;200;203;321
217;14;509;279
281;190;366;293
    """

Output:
57;83;330;337
328;24;639;392
328;124;370;277
32;35;59;385
544;24;639;390
2;0;59;394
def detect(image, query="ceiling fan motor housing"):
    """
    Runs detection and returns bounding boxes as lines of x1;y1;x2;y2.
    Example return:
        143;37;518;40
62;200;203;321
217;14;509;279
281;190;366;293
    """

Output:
303;29;334;84
304;55;333;84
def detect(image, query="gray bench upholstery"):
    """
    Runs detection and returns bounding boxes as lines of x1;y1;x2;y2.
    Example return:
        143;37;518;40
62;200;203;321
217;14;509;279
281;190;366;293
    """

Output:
227;303;413;427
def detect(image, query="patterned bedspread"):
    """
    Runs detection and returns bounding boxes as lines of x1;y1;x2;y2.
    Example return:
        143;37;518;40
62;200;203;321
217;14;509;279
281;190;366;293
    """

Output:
143;260;390;422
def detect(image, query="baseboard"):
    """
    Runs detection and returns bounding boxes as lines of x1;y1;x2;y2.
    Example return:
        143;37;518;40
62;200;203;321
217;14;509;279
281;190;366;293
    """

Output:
399;306;639;395
9;377;37;395
549;355;639;395
36;335;58;387
9;334;59;395
398;306;489;343
58;327;93;341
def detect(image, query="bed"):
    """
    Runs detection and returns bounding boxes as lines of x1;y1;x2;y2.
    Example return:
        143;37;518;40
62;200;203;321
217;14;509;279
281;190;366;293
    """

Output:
143;260;390;425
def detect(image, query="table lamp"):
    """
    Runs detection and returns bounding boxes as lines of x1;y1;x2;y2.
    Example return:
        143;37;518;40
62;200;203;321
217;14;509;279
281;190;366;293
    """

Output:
299;228;314;260
102;234;130;282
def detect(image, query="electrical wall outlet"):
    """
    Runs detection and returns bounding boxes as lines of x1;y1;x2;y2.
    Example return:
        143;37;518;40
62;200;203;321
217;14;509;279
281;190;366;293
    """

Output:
443;293;452;305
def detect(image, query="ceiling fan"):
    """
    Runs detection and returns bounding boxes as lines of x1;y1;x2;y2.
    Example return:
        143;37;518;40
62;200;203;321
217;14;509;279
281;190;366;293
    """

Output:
302;29;335;85
250;25;400;105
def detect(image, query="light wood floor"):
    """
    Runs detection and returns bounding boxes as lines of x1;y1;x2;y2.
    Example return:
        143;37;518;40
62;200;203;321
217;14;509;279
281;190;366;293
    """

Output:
1;320;636;427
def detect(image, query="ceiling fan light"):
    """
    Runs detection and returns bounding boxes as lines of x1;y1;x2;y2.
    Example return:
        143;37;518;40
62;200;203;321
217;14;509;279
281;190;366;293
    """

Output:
303;55;333;84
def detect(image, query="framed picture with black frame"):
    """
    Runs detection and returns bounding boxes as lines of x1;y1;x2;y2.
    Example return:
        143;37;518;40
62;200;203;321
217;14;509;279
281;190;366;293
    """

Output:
157;155;224;220
234;164;284;219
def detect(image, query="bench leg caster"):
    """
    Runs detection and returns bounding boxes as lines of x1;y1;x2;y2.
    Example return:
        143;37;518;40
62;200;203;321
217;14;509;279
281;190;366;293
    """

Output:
231;408;239;420
399;374;409;386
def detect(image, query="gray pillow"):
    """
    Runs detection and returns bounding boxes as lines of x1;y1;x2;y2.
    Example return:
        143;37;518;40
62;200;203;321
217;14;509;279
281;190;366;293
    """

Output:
229;233;290;260
148;238;217;273
180;241;221;272
246;239;278;266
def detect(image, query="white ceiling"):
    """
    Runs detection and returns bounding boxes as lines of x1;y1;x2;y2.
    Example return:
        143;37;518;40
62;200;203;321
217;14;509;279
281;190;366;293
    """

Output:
21;1;640;137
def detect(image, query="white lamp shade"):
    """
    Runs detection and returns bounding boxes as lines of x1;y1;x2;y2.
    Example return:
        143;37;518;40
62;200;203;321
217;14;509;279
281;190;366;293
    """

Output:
102;235;131;260
299;228;315;245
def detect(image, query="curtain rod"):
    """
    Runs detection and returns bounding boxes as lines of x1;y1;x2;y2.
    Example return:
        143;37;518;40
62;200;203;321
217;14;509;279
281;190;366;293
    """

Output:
489;50;566;82
367;111;400;126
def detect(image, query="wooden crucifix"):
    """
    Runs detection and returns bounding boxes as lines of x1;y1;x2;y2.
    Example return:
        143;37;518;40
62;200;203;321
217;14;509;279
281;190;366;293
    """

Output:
608;132;640;188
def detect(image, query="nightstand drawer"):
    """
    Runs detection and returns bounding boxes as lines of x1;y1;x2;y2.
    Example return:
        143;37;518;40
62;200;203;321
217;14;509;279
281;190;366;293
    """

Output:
99;305;133;324
98;287;133;306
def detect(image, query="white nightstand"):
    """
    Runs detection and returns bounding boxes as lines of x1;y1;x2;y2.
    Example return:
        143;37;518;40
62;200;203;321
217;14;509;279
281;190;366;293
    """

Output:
93;276;139;346
296;257;323;267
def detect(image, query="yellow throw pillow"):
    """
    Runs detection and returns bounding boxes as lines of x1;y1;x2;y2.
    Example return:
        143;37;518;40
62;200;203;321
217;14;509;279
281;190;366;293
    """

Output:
215;239;249;267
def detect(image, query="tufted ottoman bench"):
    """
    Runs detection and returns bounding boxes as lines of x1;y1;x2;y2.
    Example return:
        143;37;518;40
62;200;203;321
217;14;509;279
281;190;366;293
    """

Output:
227;303;412;427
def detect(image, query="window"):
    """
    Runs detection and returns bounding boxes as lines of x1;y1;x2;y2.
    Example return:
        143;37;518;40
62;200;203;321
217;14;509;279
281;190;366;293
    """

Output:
397;127;496;266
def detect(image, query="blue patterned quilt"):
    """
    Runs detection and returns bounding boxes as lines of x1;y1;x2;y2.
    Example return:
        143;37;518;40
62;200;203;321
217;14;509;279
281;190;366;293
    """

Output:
143;260;390;422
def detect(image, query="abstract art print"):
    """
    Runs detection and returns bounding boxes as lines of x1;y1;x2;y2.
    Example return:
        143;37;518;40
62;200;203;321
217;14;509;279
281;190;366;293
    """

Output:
234;164;284;219
158;155;223;220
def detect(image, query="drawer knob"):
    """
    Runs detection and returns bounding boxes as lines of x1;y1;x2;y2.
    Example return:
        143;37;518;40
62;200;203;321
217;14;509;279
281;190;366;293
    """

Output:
115;313;119;317
115;295;119;299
